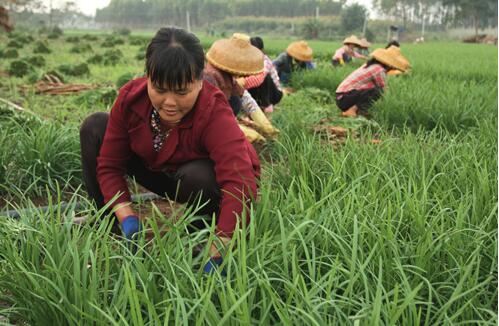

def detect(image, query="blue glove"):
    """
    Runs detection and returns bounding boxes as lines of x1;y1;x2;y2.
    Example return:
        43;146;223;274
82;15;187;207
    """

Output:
203;257;226;276
121;215;141;240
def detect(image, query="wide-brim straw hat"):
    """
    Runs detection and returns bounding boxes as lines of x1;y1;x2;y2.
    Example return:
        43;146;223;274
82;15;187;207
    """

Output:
343;35;363;47
370;46;410;72
360;38;371;48
387;69;403;76
206;33;263;76
286;41;313;62
386;45;410;71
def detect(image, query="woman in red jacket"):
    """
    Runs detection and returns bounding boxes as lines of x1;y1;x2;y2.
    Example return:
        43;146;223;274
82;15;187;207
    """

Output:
80;27;260;272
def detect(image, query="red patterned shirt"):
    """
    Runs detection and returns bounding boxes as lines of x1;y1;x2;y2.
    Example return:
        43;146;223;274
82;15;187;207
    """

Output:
243;55;282;91
333;46;364;60
336;63;387;94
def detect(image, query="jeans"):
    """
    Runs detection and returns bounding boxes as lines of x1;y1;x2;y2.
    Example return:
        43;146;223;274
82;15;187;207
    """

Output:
335;87;383;113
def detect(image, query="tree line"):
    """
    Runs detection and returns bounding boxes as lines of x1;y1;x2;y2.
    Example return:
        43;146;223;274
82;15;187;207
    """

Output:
94;0;497;34
374;0;497;33
94;0;345;27
2;0;497;37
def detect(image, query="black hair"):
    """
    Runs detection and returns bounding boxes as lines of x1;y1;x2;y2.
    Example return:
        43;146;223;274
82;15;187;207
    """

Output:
365;58;390;70
146;27;204;90
385;40;400;49
250;36;264;51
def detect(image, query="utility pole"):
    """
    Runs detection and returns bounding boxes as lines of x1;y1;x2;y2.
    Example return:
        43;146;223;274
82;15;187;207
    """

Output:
49;0;53;27
421;14;426;38
186;10;191;32
362;16;368;37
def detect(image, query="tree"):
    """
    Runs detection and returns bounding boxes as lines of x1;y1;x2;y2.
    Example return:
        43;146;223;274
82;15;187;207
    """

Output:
95;0;346;28
373;0;497;33
1;0;44;30
0;5;13;31
303;18;322;39
443;0;497;37
340;3;367;34
373;0;417;27
1;0;44;11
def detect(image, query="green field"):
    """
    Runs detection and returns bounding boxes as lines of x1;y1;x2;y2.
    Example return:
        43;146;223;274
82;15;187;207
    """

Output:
0;30;497;325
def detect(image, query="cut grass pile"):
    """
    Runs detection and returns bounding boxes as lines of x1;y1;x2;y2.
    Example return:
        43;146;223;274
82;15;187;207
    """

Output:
32;40;51;54
57;63;91;77
7;60;33;77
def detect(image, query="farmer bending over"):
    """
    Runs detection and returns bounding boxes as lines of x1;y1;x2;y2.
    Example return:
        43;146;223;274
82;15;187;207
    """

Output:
204;33;279;143
236;36;283;113
385;40;400;49
385;45;411;76
335;46;409;117
358;38;371;56
332;35;367;67
80;27;260;272
273;41;315;85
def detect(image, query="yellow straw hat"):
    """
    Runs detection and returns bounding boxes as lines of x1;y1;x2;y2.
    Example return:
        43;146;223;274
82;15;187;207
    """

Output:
206;33;264;76
387;69;403;76
286;41;313;62
359;38;371;48
370;46;410;72
343;35;363;47
232;32;250;43
386;45;411;71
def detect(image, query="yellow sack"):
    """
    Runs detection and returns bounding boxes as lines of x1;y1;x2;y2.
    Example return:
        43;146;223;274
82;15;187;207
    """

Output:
239;124;266;143
249;107;279;138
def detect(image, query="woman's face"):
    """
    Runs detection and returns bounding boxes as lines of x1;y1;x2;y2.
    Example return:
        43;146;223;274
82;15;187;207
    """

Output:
345;44;354;54
147;78;203;125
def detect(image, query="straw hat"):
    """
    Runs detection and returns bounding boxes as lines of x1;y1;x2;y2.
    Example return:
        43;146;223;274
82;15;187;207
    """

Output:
387;69;403;76
370;46;410;72
343;35;363;47
286;41;313;62
206;33;264;76
360;38;371;48
232;33;250;42
386;45;410;71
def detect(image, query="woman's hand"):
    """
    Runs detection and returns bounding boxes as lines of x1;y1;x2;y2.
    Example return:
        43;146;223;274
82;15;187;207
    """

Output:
208;236;231;258
121;215;141;240
120;214;142;254
114;202;136;222
203;236;231;275
203;257;225;275
115;202;141;252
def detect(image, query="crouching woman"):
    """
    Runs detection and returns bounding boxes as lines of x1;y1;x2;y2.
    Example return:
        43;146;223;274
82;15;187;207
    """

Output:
79;27;260;271
335;46;408;117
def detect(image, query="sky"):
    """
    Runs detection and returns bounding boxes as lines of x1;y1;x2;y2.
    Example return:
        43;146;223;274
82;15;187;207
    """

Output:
346;0;375;12
42;0;375;17
40;0;111;16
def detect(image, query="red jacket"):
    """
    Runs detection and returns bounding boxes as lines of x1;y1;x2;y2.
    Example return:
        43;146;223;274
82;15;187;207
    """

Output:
97;77;261;236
